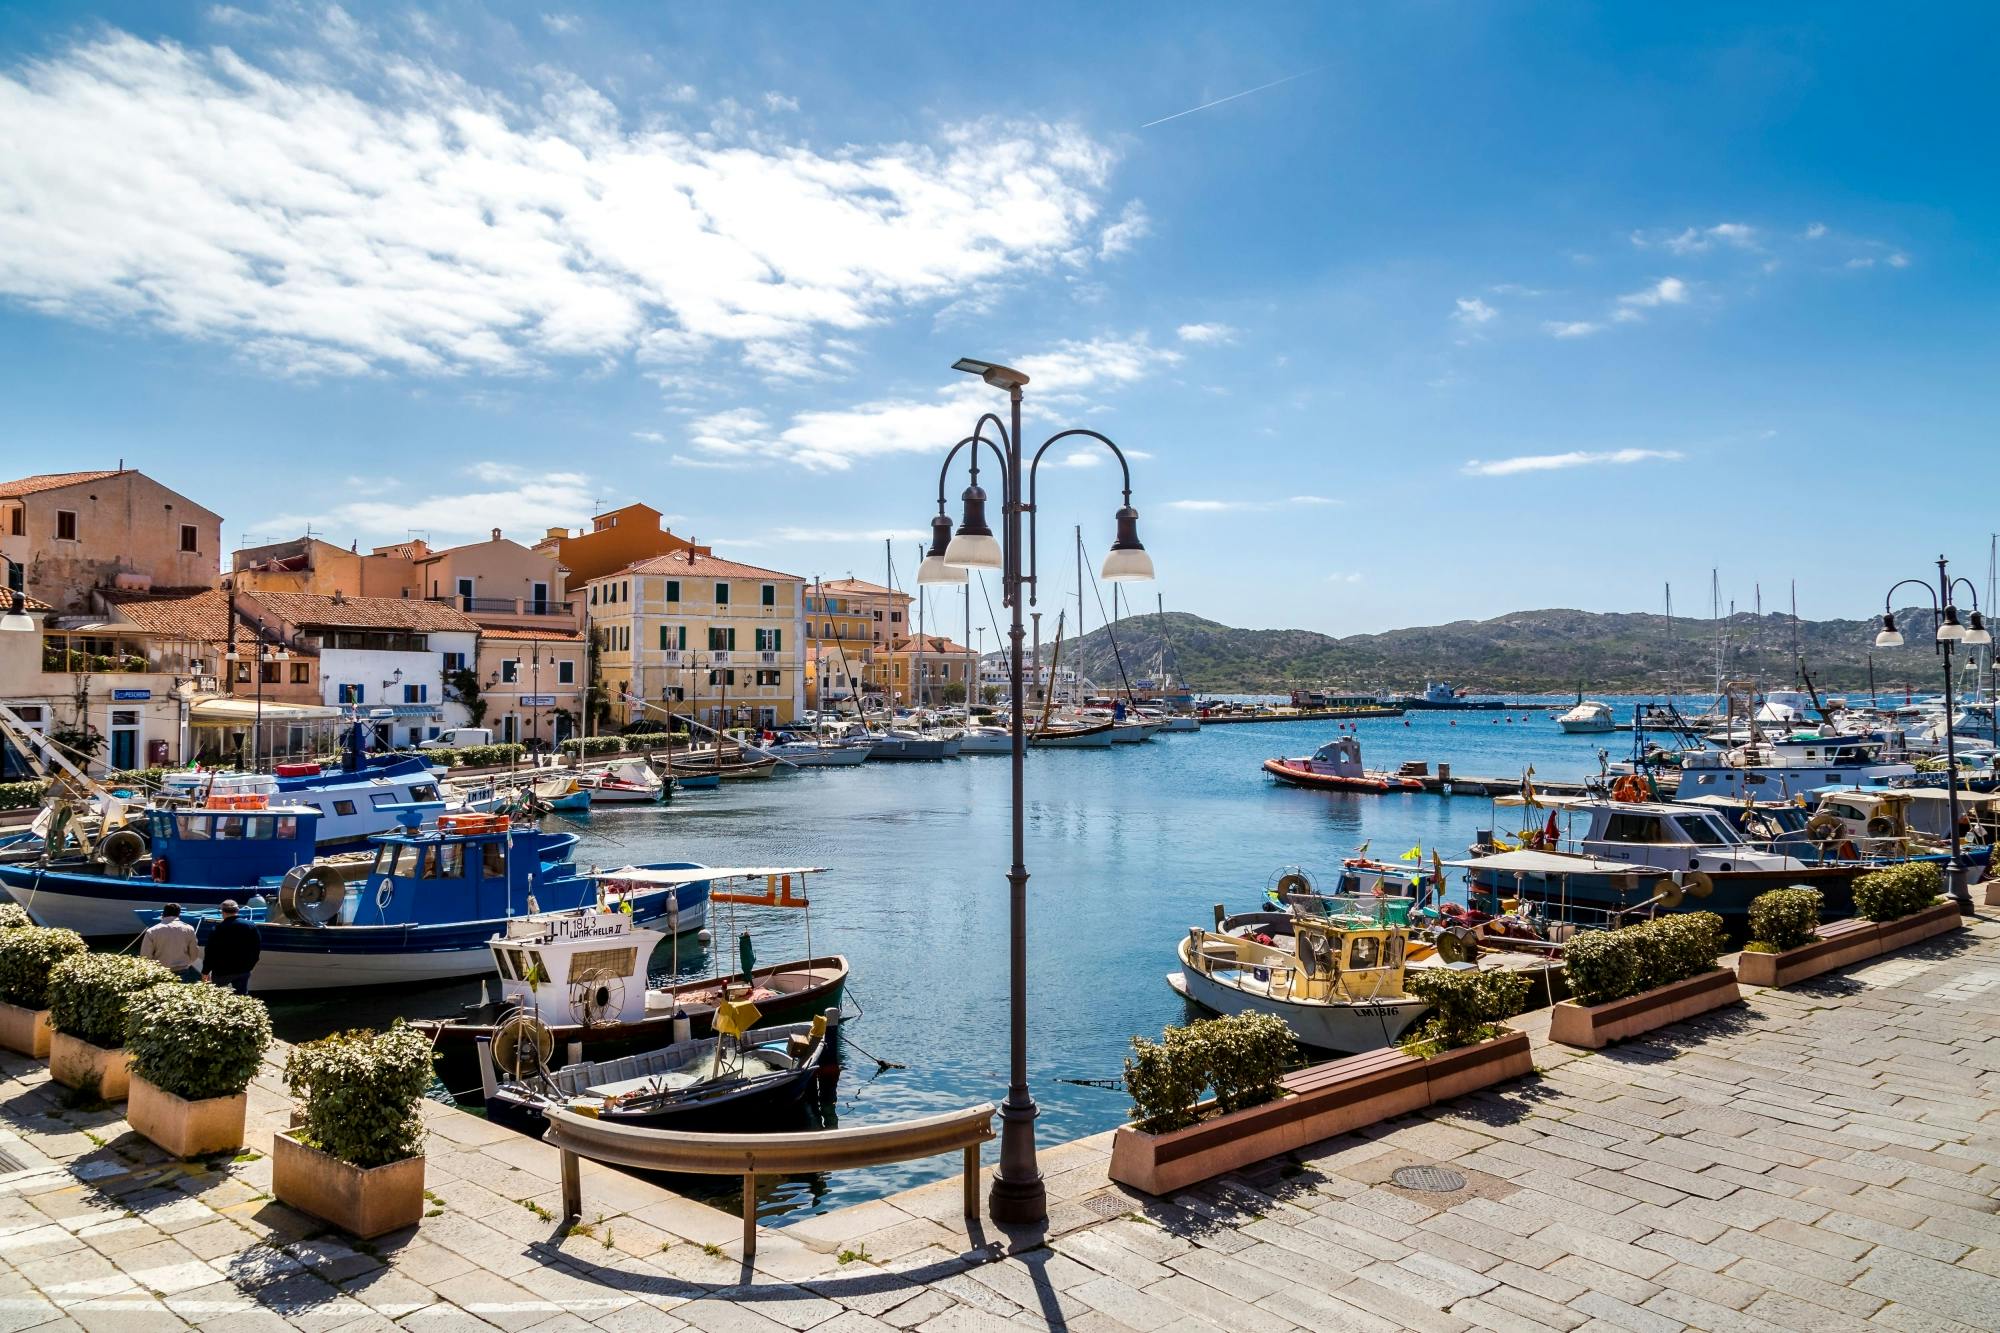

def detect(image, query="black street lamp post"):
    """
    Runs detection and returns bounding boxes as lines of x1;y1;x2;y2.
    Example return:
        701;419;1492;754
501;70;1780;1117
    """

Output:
918;357;1153;1225
1873;554;1991;914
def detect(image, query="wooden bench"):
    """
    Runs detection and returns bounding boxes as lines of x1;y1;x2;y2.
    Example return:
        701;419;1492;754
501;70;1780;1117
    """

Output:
544;1102;997;1258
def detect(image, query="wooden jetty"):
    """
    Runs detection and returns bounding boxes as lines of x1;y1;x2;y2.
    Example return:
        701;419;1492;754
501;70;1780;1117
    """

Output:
1199;706;1406;724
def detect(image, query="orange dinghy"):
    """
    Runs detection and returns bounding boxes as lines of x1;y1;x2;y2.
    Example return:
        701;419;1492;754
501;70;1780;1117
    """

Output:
1262;737;1423;793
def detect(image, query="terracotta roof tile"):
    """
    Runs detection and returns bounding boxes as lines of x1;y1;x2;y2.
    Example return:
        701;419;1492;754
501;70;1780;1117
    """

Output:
818;577;906;599
100;588;254;643
240;591;481;632
479;627;584;642
0;469;125;499
617;550;803;582
892;635;973;655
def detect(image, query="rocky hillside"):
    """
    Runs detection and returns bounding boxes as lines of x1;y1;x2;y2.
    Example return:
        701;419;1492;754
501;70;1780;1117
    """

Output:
1025;608;1959;696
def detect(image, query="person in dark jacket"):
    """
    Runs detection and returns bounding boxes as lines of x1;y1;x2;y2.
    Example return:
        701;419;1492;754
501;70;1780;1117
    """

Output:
202;900;261;995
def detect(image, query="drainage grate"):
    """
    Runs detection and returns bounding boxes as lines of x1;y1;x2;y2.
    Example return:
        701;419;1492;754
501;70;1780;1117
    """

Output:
1390;1165;1467;1193
1081;1192;1132;1220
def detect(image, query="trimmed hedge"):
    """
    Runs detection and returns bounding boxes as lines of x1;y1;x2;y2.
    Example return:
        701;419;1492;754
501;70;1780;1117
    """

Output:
418;743;527;770
1852;861;1942;923
0;782;43;812
49;954;176;1048
558;736;631;757
1565;912;1726;1008
0;904;30;929
0;927;87;1010
1746;887;1822;953
284;1023;435;1168
124;983;271;1101
1123;1012;1295;1132
1403;967;1531;1055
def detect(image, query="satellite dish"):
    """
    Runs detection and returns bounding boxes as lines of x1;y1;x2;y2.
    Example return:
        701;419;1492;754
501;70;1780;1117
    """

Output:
279;865;347;926
492;1011;554;1080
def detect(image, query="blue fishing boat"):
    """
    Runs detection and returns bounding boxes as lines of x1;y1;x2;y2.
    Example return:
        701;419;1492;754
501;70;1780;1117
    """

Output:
0;802;576;938
146;814;710;991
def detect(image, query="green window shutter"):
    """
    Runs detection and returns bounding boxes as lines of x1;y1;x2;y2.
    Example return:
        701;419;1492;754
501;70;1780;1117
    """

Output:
773;629;782;651
727;627;737;650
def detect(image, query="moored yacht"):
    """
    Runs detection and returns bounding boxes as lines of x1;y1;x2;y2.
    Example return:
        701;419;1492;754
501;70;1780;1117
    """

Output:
1557;700;1616;733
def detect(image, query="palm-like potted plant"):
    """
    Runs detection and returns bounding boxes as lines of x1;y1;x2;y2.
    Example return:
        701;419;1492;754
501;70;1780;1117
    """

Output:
123;983;271;1156
0;926;87;1056
275;1024;434;1238
47;954;175;1100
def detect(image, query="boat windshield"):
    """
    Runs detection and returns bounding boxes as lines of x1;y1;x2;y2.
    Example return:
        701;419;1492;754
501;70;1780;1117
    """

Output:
1673;814;1741;846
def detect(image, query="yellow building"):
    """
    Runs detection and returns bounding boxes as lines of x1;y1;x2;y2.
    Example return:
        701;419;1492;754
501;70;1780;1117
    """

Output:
533;504;705;595
810;577;910;701
888;634;977;706
585;549;805;730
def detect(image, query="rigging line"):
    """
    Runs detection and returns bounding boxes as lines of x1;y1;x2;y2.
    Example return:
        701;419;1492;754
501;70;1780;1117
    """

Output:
1082;543;1138;698
976;572;1007;668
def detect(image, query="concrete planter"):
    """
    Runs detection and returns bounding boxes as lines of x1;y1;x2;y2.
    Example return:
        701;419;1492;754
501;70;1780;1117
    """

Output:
48;1032;130;1101
273;1132;424;1240
1870;900;1962;954
0;1002;51;1058
1549;968;1741;1050
126;1074;248;1158
1109;1031;1531;1196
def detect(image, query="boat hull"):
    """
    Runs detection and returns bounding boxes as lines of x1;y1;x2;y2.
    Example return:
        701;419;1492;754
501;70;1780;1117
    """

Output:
1466;861;1866;920
1262;758;1422;793
485;1057;820;1138
1030;724;1116;749
866;739;959;761
1168;967;1428;1053
770;746;870;767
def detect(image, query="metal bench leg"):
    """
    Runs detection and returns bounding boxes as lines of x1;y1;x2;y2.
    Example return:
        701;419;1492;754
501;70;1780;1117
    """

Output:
559;1149;581;1221
742;1173;757;1259
964;1145;979;1218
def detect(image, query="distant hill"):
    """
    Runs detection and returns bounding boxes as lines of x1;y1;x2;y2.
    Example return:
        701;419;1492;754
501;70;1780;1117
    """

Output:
1020;608;1956;696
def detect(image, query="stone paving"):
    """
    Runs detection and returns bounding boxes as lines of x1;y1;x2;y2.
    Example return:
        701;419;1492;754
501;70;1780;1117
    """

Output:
0;911;1996;1330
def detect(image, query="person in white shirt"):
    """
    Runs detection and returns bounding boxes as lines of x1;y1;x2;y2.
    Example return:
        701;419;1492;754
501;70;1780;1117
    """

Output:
139;903;202;982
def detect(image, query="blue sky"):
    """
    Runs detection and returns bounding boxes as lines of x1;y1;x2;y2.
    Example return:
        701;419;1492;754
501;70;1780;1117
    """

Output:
1;3;1994;637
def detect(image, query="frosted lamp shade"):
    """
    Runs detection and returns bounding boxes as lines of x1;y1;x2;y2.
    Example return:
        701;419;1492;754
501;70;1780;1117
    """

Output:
944;532;1003;570
1965;627;1993;646
1874;630;1904;648
0;611;31;633
1101;547;1156;582
917;554;968;585
1936;622;1967;642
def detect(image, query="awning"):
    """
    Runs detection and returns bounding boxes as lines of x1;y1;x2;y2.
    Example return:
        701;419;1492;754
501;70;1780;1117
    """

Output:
361;704;442;719
189;697;343;724
588;865;828;886
1443;850;1670;875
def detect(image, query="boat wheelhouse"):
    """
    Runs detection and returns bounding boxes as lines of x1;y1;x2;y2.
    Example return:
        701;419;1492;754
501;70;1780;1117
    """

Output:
1673;735;1916;801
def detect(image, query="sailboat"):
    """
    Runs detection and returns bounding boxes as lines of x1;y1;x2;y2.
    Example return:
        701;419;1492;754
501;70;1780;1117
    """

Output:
1030;612;1116;748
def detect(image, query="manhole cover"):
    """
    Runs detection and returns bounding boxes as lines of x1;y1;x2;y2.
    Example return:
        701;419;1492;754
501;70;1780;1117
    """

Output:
1391;1165;1466;1193
1081;1192;1131;1220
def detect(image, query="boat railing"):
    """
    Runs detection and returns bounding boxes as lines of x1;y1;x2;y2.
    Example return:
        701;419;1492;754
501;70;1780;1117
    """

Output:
1284;892;1415;927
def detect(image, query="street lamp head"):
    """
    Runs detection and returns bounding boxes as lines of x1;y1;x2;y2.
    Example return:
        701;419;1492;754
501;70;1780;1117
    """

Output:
0;587;32;633
1100;506;1155;582
951;357;1030;391
1937;605;1968;643
918;512;968;585
944;482;1003;570
1874;613;1904;649
1964;610;1992;647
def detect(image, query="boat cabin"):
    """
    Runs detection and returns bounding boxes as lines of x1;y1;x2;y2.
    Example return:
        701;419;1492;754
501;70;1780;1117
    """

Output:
1493;794;1804;874
145;802;321;885
342;817;584;927
1187;907;1410;1005
1675;737;1915;801
489;910;665;1026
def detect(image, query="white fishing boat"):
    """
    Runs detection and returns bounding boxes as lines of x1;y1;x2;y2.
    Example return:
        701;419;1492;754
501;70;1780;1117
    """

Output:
955;725;1013;754
576;760;665;804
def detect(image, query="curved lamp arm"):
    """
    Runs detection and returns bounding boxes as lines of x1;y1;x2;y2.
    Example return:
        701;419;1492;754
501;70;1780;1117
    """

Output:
932;431;1014;512
1945;576;1983;612
1023;429;1138;606
1883;578;1940;615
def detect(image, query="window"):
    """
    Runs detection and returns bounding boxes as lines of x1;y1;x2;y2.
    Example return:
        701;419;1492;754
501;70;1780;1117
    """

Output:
369;793;399;810
442;651;466;673
761;583;775;607
501;659;520;684
260;662;280;684
665;580;680;602
531;582;549;613
755;627;782;652
234;662;252;683
873;610;882;621
55;510;77;541
6;509;20;537
590;586;599;605
568;947;638;984
1673;815;1736;846
756;670;782;687
715;582;730;605
481;841;506;878
558;659;575;684
290;663;310;683
456;577;474;609
338;683;365;703
824;622;834;638
1601;814;1664;844
620;626;630;650
890;611;902;623
179;524;198;553
404;683;428;703
332;799;357;816
805;622;814;638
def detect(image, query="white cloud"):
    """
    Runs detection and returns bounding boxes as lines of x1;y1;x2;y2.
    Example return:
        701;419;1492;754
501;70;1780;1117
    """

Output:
1326;572;1363;584
1617;277;1689;309
1644;223;1758;254
1098;200;1149;258
0;32;1121;377
1165;495;1335;513
1543;320;1603;338
1453;297;1497;327
1175;322;1236;344
1887;252;1910;268
269;465;595;543
1804;222;1827;240
761;91;799;113
541;13;579;33
1846;257;1876;270
1460;448;1683;478
631;430;666;443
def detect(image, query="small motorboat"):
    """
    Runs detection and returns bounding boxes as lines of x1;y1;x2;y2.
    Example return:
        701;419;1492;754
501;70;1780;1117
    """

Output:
532;774;592;812
1263;738;1423;793
673;746;781;779
954;726;1014;755
762;738;871;767
576;761;665;804
1557;700;1617;734
865;729;961;761
482;1015;832;1138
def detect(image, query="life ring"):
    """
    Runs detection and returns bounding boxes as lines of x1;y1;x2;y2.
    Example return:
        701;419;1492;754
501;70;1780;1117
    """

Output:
1611;775;1647;803
150;857;170;883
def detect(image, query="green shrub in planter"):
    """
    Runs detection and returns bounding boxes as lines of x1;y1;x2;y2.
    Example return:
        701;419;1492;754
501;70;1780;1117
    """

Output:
1852;861;1942;923
284;1024;436;1168
49;954;175;1048
559;736;628;757
0;927;87;1010
1403;967;1531;1055
1746;887;1822;953
124;983;271;1101
1122;1012;1294;1131
449;743;526;768
0;781;47;812
1564;911;1726;1008
0;903;30;929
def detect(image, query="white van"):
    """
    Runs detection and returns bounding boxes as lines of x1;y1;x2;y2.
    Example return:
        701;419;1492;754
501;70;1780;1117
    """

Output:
419;727;494;750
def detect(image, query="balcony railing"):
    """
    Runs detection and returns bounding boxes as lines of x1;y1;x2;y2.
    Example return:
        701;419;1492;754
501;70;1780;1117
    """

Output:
41;634;204;676
430;596;574;618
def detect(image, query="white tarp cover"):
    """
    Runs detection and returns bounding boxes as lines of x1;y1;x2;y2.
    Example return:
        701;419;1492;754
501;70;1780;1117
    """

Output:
587;865;828;886
1443;850;1670;875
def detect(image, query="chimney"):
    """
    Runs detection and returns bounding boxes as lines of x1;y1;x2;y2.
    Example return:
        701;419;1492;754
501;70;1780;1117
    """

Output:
332;589;346;604
491;528;502;542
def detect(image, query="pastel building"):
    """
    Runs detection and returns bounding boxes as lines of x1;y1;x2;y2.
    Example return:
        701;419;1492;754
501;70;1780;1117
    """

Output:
585;549;805;729
1;469;221;614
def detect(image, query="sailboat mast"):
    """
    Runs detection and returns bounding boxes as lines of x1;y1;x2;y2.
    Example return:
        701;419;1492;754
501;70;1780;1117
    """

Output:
1075;524;1084;706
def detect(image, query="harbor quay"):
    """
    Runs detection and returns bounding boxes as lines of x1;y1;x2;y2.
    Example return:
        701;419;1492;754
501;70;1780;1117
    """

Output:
0;913;1991;1330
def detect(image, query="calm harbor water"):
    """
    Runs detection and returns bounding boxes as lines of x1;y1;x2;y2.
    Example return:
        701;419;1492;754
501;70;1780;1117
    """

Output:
268;695;1696;1223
